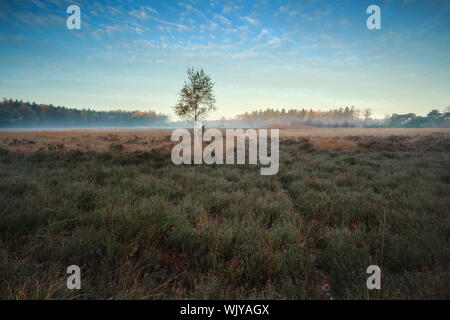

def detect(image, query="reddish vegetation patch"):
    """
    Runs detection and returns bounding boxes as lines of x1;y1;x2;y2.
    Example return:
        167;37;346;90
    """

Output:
311;137;357;151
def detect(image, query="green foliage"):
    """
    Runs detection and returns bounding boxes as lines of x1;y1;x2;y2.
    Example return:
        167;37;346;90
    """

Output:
0;140;448;299
173;68;216;123
386;109;449;128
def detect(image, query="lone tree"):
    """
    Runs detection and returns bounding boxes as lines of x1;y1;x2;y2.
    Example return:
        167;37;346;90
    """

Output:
174;68;216;125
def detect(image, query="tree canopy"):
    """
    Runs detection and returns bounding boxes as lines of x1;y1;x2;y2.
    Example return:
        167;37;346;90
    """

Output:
173;68;216;124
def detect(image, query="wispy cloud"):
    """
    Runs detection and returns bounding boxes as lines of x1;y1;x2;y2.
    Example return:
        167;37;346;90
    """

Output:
256;28;269;40
214;14;231;26
128;6;157;19
240;15;258;25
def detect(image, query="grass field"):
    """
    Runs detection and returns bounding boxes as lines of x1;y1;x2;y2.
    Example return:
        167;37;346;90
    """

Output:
0;128;449;299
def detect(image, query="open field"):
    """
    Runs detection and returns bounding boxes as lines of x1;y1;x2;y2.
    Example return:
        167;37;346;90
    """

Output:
1;127;449;153
0;128;449;299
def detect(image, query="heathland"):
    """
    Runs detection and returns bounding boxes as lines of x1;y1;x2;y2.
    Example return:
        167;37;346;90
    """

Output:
0;128;449;299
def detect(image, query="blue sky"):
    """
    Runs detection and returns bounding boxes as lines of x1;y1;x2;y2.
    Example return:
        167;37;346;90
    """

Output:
0;0;449;119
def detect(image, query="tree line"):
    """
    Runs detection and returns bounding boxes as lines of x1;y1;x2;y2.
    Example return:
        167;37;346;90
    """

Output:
385;109;449;128
1;98;448;129
0;99;168;128
234;107;372;127
231;107;449;128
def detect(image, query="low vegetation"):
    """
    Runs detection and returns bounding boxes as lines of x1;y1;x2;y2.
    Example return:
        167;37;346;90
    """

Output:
0;133;449;299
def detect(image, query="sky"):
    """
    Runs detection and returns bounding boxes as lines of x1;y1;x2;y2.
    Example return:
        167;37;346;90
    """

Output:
0;0;449;120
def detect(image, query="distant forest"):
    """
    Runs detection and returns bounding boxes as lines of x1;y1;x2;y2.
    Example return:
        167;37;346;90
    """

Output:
230;107;450;128
1;99;449;128
0;99;168;128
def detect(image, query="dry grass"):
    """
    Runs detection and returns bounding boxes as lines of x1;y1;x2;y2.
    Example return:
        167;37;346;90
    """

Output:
277;126;450;137
1;127;449;154
0;130;173;154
